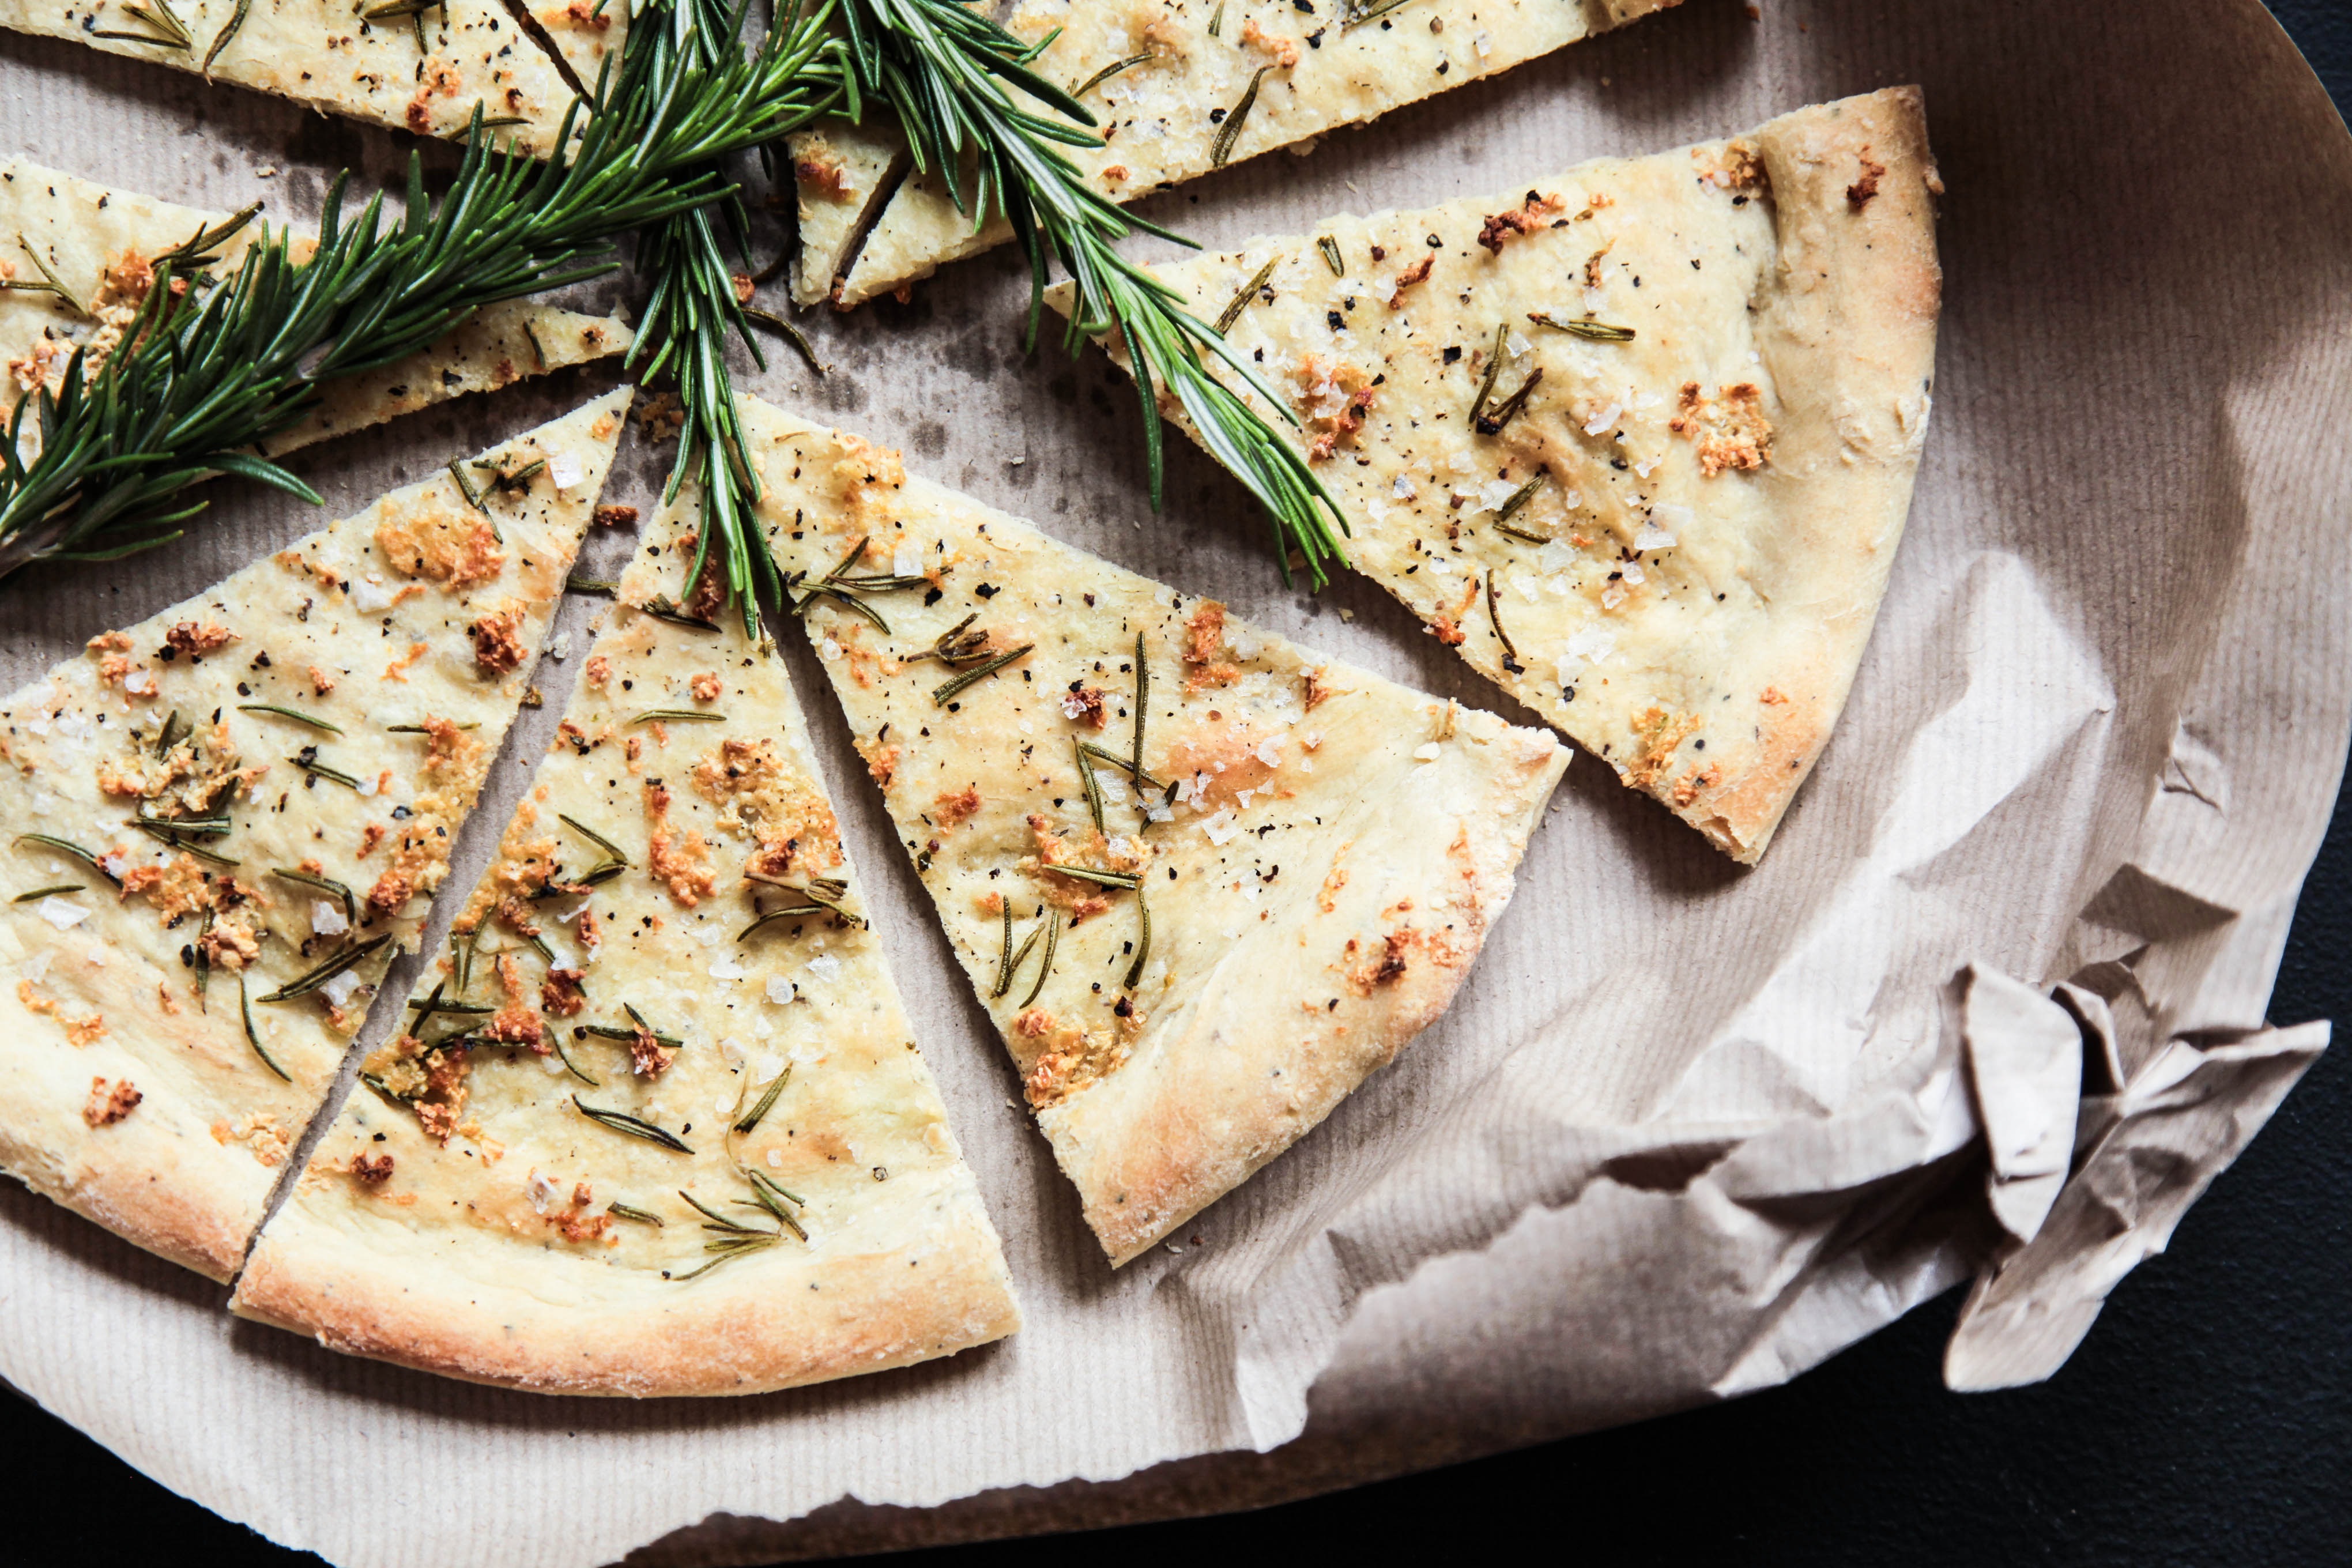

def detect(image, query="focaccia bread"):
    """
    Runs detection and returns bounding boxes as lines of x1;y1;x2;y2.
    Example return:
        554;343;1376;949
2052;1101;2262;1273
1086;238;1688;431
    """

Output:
1063;88;1943;862
1;0;583;156
236;579;1019;1396
747;396;1566;1264
0;389;630;1279
820;0;1680;306
1;159;631;461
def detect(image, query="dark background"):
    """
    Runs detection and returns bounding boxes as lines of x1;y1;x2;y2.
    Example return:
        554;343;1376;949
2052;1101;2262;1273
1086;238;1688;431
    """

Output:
9;5;2349;1565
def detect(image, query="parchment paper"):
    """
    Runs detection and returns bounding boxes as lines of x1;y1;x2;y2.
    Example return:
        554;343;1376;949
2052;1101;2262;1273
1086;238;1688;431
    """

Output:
2;2;2347;1564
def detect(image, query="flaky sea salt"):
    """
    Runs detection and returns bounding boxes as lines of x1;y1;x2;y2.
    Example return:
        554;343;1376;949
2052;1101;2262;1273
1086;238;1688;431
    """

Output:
350;576;395;612
321;968;363;1008
1634;525;1679;552
311;900;348;937
548;451;584;490
1584;401;1623;437
37;898;86;930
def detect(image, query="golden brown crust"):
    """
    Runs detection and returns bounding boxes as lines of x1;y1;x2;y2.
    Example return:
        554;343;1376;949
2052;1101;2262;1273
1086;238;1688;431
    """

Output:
233;1174;1018;1397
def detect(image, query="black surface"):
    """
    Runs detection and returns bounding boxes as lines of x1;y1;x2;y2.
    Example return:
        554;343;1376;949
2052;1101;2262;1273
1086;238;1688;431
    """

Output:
10;5;2351;1566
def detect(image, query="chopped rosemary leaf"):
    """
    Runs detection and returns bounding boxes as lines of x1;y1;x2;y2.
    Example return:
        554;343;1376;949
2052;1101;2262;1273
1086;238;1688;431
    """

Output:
1467;322;1509;427
453;928;478;997
1528;311;1636;342
790;575;892;633
359;1071;409;1107
1072;52;1152;99
1343;0;1417;26
1081;741;1166;792
557;813;630;865
738;903;826;940
675;1235;779;1280
625;708;726;725
551;1031;599;1087
1476;368;1544;437
1131;631;1149;791
154;708;189;757
237;702;342;733
1487;569;1521;670
681;1189;760;1232
1125;889;1152;989
933;643;1034;705
1073;736;1107;832
1001;915;1046;1002
257;933;391;1002
1494;522;1552;545
1050;865;1140;889
13;884;82;903
744;1169;809;1238
607;1201;665;1226
1317;235;1344;277
1494;476;1546;527
240;973;291;1081
1211;66;1271;169
386;720;480;733
1215;257;1279;335
906;612;990;665
743;308;826;374
1018;910;1062;1008
446;459;489;516
565;575;618;597
13;833;115;883
733;1065;790;1133
576;1023;687;1047
521;319;547;370
193;906;213;1012
990;898;1016;998
288;751;363;789
574;1096;693;1152
642;597;721;631
474;455;548;491
272;865;356;926
1208;0;1226;35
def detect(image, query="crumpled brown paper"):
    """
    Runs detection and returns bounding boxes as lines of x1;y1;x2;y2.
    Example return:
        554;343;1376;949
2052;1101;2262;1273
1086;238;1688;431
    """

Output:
0;1;2346;1563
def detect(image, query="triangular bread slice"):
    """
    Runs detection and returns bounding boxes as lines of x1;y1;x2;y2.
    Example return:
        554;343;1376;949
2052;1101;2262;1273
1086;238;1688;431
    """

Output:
1;159;631;461
745;396;1566;1264
235;557;1021;1395
0;389;630;1279
0;0;583;157
785;118;910;308
1059;87;1943;862
823;0;1681;306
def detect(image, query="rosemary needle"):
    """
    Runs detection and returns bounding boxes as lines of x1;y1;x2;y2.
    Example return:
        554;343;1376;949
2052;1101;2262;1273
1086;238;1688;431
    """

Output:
1130;631;1149;790
1072;52;1152;99
1001;916;1046;1001
1125;889;1152;989
933;644;1034;705
237;702;341;733
1528;311;1637;342
240;973;291;1081
574;1096;693;1153
1487;569;1522;671
12;884;82;903
608;1201;665;1226
1494;476;1546;529
257;933;391;1002
1316;236;1344;277
1467;322;1509;427
1073;735;1107;832
991;898;1016;998
1215;258;1279;335
1018;910;1061;1009
733;1065;790;1133
626;707;726;725
1211;67;1271;169
13;833;115;883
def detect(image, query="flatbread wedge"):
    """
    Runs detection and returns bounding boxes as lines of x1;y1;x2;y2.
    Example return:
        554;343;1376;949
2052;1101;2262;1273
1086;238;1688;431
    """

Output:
1;159;632;461
0;0;583;157
748;397;1567;1264
235;561;1019;1396
785;118;909;309
0;389;630;1279
820;0;1680;306
1061;87;1943;862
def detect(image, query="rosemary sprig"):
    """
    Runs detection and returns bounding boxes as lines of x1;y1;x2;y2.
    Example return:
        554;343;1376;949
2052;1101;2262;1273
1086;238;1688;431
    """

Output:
1081;741;1165;792
575;1095;695;1152
836;0;1349;588
0;7;843;581
7;238;88;317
